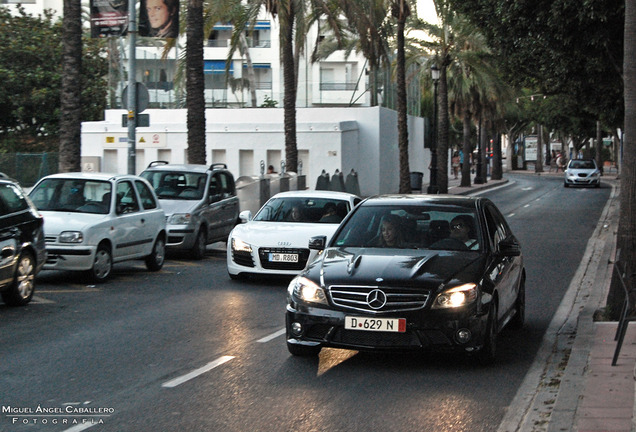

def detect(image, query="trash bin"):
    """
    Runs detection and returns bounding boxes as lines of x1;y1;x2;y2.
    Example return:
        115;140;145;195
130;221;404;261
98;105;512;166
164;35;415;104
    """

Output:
410;171;423;192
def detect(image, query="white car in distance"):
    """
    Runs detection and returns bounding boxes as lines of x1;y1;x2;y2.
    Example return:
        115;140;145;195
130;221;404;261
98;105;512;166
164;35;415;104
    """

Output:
28;173;167;282
227;191;361;279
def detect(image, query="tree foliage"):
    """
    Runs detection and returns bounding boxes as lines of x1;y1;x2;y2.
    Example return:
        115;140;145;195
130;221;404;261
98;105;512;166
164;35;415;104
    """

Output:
0;6;107;153
449;0;624;129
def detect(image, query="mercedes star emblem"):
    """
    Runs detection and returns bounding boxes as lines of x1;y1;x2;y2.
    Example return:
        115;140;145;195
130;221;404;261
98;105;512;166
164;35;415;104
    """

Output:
367;289;387;310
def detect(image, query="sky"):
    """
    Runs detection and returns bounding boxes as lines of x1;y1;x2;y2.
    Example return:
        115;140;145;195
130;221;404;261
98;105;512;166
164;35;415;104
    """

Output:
417;0;438;24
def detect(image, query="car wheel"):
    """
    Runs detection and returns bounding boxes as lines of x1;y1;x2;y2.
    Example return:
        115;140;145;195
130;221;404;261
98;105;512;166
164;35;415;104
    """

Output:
146;236;165;271
1;251;36;306
191;228;207;260
476;301;498;365
509;277;525;330
564;182;569;188
595;182;601;188
287;341;321;357
88;244;112;283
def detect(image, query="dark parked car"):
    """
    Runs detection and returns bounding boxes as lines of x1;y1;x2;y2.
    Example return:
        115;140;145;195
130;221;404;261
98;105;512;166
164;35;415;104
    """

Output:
286;195;525;363
0;178;46;306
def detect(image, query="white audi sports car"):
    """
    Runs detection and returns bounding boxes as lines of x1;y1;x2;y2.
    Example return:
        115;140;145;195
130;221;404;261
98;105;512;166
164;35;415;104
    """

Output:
227;190;361;279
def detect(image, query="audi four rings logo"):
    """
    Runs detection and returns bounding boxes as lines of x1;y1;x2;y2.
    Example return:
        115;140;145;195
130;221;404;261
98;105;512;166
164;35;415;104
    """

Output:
366;289;387;309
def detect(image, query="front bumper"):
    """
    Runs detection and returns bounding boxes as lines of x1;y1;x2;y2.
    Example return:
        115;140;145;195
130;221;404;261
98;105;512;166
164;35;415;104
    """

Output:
285;303;489;353
166;224;196;250
565;175;600;186
43;245;97;271
227;241;319;277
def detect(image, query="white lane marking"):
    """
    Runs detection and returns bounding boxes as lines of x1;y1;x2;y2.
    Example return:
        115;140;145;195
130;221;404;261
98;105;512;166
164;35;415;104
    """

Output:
470;180;515;196
507;213;515;217
524;204;530;208
162;356;234;388
257;328;286;343
62;424;98;432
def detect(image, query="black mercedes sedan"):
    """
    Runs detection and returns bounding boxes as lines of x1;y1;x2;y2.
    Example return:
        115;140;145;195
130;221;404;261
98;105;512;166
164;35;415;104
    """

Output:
285;195;525;363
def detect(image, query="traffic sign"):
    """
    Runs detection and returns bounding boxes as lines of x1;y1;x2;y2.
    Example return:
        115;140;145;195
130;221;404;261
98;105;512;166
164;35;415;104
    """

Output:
122;83;150;113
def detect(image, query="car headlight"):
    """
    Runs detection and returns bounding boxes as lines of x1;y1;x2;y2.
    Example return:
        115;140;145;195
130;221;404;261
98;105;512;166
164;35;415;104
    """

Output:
170;213;191;225
231;237;252;253
432;283;478;309
59;231;83;243
288;276;328;305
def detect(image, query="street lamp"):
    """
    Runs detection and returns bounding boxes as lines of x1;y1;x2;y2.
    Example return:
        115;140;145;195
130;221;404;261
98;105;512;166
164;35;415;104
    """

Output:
427;64;440;194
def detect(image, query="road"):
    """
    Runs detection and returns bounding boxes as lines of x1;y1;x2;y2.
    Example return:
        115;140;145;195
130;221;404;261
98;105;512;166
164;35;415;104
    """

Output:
0;173;611;432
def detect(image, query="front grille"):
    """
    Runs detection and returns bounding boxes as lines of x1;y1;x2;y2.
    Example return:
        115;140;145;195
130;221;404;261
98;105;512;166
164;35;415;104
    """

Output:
329;285;430;313
333;328;421;347
168;235;184;244
258;247;310;270
232;250;255;267
577;173;588;178
45;236;57;243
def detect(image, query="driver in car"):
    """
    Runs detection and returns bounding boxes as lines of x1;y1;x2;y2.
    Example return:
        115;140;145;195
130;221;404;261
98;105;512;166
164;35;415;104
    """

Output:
449;215;479;250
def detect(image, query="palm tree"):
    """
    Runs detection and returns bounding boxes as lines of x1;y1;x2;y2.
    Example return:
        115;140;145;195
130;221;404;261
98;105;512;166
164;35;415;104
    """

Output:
59;0;83;172
240;0;312;173
186;0;206;164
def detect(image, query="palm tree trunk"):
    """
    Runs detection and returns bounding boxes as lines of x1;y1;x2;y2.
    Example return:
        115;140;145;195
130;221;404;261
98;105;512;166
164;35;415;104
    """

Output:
491;132;502;180
239;33;258;108
460;111;472;187
186;0;206;164
59;0;82;173
535;124;544;173
396;17;410;193
282;7;298;173
437;65;450;193
608;0;636;318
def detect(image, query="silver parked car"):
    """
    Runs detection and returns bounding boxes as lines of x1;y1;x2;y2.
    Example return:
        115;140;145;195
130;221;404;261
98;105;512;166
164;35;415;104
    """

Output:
140;162;240;259
564;159;601;188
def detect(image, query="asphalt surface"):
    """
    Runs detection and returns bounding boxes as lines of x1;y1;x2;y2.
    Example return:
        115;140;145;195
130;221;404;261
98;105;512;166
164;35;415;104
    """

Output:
0;168;620;432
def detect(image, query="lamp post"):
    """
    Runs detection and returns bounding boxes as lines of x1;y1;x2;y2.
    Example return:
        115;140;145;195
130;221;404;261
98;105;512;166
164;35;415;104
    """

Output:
427;64;440;194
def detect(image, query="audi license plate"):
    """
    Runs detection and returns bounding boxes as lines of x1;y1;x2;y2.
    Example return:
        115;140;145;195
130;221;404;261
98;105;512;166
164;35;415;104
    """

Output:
269;253;298;263
345;317;406;333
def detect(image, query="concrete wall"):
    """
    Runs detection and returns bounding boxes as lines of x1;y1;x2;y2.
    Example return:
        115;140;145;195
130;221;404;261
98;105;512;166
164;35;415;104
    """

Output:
81;106;429;196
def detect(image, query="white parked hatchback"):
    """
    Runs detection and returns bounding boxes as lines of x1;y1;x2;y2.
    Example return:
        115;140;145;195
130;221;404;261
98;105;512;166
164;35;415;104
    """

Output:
227;190;361;279
29;173;167;282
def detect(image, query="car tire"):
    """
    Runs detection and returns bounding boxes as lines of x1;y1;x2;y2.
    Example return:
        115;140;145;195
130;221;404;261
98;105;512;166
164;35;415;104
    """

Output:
287;341;321;357
476;301;498;365
509;277;525;330
1;251;36;306
563;182;569;188
88;244;112;283
191;228;207;260
146;236;165;271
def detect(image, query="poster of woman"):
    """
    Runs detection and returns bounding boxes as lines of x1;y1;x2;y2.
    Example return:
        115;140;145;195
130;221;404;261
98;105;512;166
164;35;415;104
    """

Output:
139;0;179;38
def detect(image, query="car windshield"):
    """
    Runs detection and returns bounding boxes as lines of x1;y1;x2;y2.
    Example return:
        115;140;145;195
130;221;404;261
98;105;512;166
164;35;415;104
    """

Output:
141;171;207;200
332;204;482;251
253;197;350;223
570;160;596;169
29;179;112;214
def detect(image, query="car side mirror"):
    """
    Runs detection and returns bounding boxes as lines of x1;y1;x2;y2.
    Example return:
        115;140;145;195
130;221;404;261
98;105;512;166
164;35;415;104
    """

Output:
309;235;327;251
239;210;252;223
498;236;521;257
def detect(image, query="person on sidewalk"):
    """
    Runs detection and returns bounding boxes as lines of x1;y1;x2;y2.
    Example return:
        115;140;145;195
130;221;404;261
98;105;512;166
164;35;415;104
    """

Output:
452;152;460;179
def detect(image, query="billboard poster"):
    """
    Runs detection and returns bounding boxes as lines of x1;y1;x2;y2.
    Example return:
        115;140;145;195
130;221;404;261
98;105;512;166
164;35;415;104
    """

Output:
524;137;538;162
90;0;128;38
139;0;179;38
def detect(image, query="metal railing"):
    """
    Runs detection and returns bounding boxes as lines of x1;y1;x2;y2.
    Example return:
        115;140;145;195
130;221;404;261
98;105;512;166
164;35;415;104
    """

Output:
320;82;359;91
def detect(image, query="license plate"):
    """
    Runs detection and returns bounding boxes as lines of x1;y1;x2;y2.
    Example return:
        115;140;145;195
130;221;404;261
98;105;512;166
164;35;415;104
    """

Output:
345;317;406;333
269;253;298;262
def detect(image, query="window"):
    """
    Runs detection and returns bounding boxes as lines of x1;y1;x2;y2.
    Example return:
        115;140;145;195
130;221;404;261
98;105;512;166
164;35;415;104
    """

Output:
0;184;28;216
116;181;140;213
135;181;157;209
